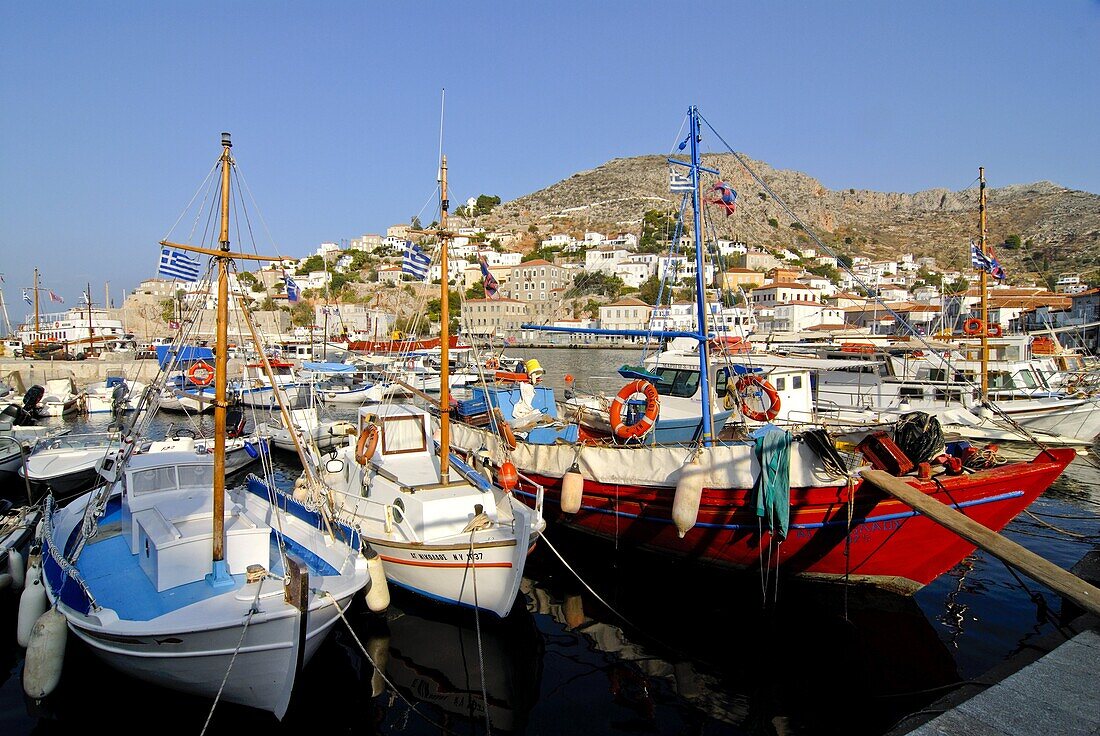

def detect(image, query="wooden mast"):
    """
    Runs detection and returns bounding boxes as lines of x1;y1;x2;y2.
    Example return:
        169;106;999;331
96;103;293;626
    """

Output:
438;154;451;482
979;167;989;402
211;132;233;570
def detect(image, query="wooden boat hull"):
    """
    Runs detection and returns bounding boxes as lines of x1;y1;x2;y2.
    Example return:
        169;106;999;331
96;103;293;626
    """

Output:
512;448;1074;592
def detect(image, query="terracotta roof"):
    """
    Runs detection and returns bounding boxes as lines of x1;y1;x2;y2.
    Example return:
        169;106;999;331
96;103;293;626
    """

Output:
755;282;815;290
605;297;652;307
519;259;555;266
463;298;524;304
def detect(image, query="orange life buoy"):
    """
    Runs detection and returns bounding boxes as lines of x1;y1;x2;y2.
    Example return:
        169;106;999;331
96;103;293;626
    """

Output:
987;322;1003;338
493;408;517;450
963;318;984;336
609;379;660;440
187;361;215;387
355;423;380;465
485;357;499;370
494;371;530;384
736;374;781;422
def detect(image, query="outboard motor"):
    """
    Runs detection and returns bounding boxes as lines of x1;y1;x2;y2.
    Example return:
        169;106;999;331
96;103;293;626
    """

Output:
22;385;45;413
226;407;246;439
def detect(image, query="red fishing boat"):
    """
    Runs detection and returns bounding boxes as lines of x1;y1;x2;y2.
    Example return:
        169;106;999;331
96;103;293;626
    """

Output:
346;335;464;353
448;107;1077;594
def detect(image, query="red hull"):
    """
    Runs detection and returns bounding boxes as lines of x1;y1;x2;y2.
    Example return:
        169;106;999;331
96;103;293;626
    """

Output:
346;336;464;353
515;448;1075;592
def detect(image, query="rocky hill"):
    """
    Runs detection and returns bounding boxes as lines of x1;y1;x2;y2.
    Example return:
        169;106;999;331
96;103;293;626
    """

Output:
473;153;1100;283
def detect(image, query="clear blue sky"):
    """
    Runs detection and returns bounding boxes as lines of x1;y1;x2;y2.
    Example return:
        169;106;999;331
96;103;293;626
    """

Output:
2;1;1098;310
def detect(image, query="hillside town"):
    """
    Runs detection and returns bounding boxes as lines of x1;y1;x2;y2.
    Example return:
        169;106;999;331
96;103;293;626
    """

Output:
67;212;1093;357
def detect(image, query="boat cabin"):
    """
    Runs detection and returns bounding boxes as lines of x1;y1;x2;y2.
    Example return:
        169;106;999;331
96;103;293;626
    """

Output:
119;439;270;592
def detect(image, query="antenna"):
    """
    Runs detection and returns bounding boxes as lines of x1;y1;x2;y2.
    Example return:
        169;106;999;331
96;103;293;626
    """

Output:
437;89;446;184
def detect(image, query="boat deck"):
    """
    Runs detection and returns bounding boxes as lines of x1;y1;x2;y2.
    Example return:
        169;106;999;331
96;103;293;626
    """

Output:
76;517;338;621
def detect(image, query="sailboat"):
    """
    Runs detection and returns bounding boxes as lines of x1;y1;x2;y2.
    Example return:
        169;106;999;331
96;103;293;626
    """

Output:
32;133;375;717
447;107;1076;594
253;150;545;617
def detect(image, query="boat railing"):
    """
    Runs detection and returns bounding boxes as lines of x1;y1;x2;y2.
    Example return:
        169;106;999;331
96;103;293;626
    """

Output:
32;431;120;453
514;468;546;522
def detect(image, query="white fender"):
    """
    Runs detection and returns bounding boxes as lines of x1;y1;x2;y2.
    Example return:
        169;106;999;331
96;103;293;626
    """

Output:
363;551;390;612
560;463;584;515
23;608;67;700
8;549;25;592
672;459;705;539
24;552;41;590
0;573;11;591
17;574;48;648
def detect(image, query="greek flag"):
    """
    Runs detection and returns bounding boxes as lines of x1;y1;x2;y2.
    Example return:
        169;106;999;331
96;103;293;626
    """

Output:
158;247;202;282
285;275;300;304
402;241;431;280
670;172;694;192
970;241;1007;280
23;289;32;305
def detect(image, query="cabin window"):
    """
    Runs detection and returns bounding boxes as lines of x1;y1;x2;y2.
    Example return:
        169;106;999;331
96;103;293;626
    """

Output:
775;377;786;391
899;387;924;399
792;375;803;390
714;368;730;397
988;371;1014;390
177;464;214;488
652;367;701;398
382;415;427;455
131;466;177;495
934;389;964;402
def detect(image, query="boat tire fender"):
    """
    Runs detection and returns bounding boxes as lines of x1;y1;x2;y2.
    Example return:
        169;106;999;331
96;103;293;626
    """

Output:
355;424;380;465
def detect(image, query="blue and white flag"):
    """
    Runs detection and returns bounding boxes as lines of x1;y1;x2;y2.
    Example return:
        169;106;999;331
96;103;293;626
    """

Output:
23;289;31;305
402;241;431;280
158;247;202;282
670;172;694;192
970;241;1007;280
285;274;300;303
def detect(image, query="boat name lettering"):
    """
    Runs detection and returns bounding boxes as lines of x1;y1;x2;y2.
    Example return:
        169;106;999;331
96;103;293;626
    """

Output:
411;552;449;561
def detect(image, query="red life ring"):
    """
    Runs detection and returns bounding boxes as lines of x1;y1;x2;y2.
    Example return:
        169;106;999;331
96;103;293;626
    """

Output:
735;374;781;422
355;423;380;465
962;318;984;336
987;322;1003;337
187;361;215;387
608;379;660;440
485;357;499;370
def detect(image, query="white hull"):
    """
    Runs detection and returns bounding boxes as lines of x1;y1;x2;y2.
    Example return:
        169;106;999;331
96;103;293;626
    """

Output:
66;588;349;714
362;520;532;617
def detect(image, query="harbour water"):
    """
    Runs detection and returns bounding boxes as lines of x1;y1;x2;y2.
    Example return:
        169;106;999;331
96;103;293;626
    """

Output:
1;347;1097;735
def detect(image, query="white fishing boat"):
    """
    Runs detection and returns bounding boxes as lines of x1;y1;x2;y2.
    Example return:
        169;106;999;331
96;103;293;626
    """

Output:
237;360;304;409
30;132;376;718
261;151;544;617
264;406;356;454
33;378;80;417
83;377;146;415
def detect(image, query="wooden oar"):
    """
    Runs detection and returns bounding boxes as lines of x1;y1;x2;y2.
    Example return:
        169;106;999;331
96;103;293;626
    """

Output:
861;469;1100;616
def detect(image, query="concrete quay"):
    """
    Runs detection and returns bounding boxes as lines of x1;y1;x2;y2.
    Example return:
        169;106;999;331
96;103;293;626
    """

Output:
2;356;243;390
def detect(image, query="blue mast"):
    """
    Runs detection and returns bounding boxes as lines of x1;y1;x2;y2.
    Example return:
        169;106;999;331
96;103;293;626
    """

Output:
686;106;715;445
